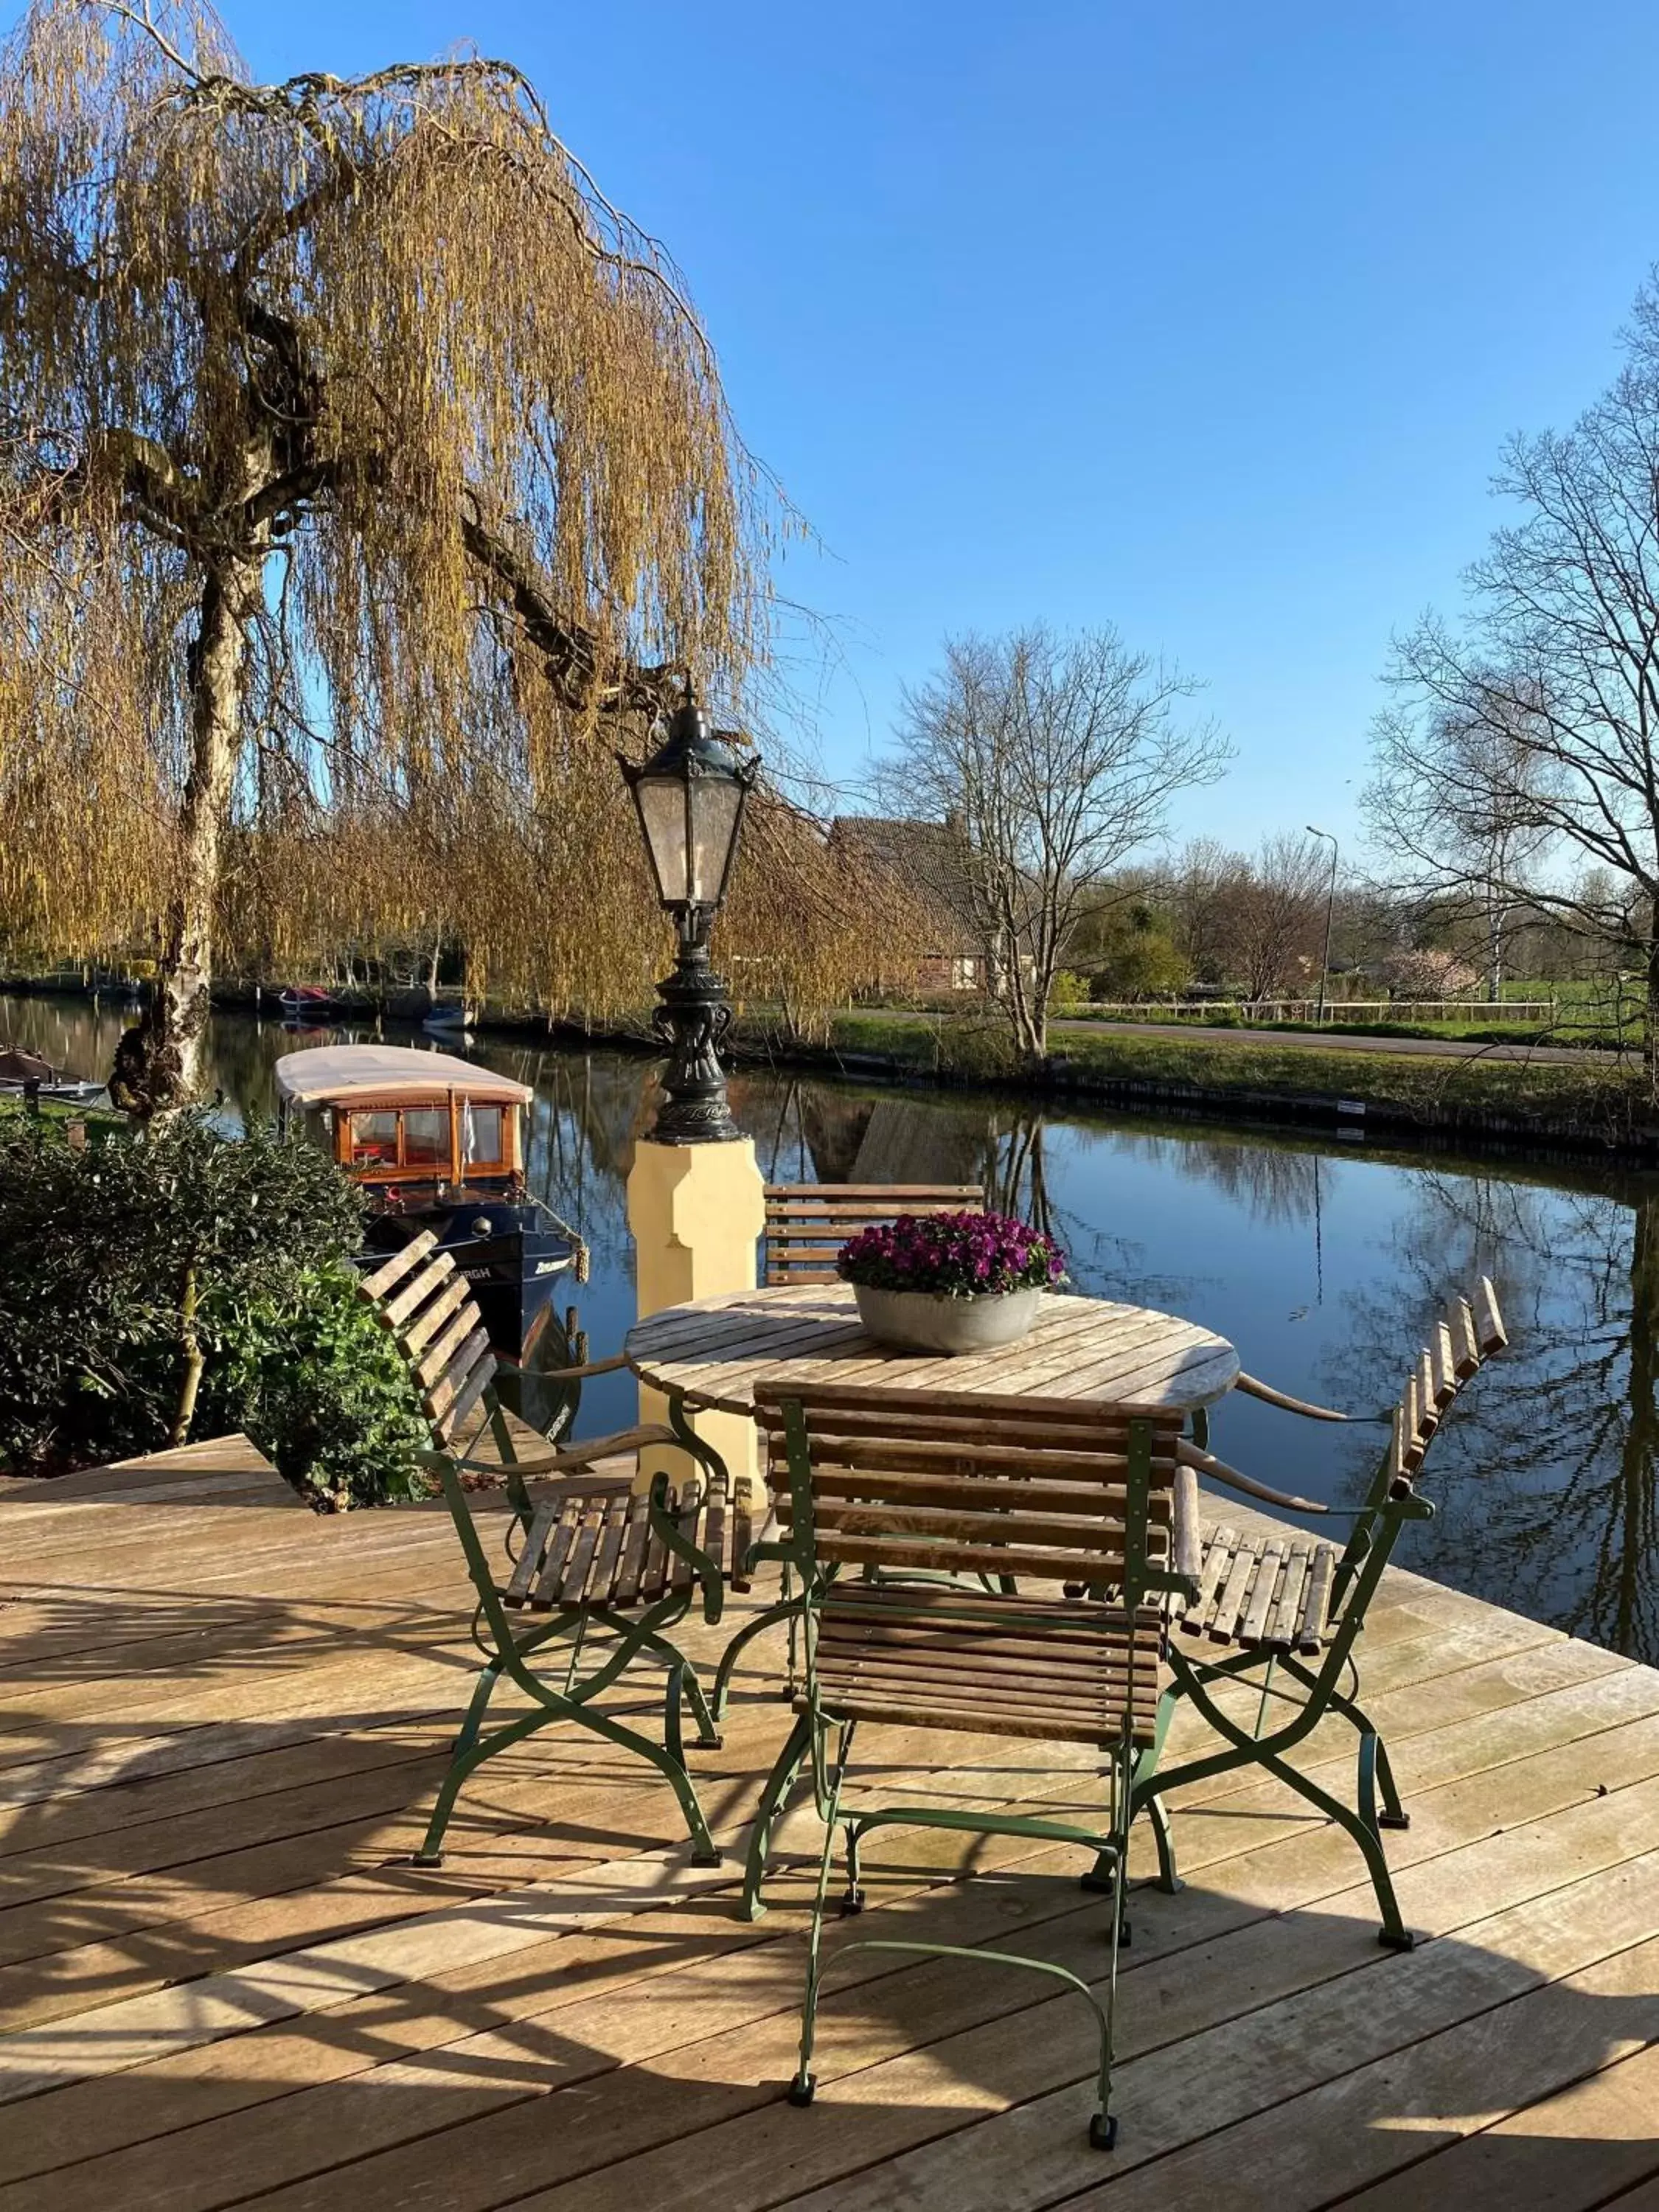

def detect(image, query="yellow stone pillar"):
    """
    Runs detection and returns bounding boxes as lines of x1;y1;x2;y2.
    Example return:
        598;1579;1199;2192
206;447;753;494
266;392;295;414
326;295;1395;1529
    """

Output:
626;1136;765;1492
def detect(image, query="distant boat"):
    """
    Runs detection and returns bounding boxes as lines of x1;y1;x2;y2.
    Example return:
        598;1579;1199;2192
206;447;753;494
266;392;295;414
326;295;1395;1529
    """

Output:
277;986;340;1023
0;1044;106;1103
422;1002;476;1036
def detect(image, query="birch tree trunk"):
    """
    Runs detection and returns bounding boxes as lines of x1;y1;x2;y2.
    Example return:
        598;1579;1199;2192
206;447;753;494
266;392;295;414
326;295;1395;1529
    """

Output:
111;560;255;1117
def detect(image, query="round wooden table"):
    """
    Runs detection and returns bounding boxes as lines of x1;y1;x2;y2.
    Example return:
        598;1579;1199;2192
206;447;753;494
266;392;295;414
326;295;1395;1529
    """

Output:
625;1282;1239;1417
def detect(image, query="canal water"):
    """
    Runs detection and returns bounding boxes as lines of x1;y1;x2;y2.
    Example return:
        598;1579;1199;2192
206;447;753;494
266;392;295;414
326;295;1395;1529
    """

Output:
9;989;1658;1666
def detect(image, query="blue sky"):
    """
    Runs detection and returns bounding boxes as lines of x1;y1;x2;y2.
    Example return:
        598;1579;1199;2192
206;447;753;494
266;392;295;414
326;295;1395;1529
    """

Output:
173;3;1659;846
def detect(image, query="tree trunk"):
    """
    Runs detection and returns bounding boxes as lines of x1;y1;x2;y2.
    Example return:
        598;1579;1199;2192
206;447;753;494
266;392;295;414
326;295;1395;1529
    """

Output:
1646;940;1659;1110
111;563;254;1116
169;1262;205;1450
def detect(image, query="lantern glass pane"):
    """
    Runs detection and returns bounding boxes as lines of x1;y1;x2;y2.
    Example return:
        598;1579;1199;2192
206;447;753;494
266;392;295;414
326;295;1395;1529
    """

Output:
636;776;689;905
687;776;743;904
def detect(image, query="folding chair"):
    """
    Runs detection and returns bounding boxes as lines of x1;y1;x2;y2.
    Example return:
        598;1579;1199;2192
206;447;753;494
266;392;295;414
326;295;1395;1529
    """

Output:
743;1381;1194;2151
709;1183;988;1722
1128;1279;1509;1950
357;1232;754;1868
761;1183;984;1285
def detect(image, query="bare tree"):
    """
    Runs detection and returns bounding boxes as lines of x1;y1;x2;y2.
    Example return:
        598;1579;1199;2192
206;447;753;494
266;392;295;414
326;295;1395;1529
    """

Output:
1367;271;1659;1091
878;626;1227;1062
1212;833;1330;1005
1366;695;1554;1001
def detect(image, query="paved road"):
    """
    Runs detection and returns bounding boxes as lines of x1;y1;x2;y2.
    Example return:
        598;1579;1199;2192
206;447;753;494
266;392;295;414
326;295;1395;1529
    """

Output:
1051;1018;1620;1068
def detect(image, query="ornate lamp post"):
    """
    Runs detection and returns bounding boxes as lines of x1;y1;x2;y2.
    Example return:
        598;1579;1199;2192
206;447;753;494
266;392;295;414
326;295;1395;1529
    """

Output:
619;686;759;1143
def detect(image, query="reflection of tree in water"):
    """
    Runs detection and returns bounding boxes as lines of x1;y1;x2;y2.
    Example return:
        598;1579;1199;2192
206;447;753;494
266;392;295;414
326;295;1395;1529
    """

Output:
1322;1163;1659;1666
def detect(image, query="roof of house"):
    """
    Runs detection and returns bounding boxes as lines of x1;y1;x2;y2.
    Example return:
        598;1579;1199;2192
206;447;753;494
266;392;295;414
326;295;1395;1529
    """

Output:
828;815;985;945
274;1045;532;1108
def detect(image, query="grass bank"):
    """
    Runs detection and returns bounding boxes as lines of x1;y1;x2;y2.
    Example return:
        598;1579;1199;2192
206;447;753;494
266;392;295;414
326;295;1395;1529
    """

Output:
790;1009;1656;1156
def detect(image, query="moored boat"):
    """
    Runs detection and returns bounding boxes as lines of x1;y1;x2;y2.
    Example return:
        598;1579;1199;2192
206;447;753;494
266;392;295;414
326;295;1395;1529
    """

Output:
277;985;341;1023
0;1044;107;1103
274;1043;584;1368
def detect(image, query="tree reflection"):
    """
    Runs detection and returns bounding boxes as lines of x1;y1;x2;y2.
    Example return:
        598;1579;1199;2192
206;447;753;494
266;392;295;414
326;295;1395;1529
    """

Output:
1320;1163;1659;1664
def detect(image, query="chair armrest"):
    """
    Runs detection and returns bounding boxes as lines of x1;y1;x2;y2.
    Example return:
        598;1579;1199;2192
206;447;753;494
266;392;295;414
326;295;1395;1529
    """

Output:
1172;1463;1203;1584
1234;1371;1354;1423
504;1423;675;1479
1176;1439;1329;1514
494;1351;630;1384
647;1472;725;1624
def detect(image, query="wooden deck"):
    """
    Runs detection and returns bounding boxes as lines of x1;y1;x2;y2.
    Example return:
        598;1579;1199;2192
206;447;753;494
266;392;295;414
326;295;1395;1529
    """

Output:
0;1436;1656;2211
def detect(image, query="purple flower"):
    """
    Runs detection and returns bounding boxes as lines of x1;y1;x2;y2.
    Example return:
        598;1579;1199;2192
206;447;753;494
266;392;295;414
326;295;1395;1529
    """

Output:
837;1208;1068;1298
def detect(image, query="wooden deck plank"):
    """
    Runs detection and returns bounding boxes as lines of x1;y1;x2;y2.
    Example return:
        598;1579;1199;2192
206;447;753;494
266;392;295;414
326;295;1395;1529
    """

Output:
1324;2035;1659;2209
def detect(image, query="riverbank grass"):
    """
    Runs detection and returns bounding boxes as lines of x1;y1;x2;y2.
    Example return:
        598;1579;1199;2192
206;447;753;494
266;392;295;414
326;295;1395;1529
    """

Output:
827;1009;1646;1133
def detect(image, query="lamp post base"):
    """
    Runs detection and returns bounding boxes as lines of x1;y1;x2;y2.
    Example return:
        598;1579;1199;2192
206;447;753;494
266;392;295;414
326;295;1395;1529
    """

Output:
626;1138;765;1493
650;940;742;1144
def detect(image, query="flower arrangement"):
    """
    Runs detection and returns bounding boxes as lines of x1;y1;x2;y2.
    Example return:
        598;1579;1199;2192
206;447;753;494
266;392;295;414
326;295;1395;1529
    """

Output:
837;1210;1067;1300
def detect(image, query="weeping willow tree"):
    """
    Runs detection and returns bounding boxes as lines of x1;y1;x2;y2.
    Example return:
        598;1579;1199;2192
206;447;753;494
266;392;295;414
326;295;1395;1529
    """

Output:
0;0;911;1108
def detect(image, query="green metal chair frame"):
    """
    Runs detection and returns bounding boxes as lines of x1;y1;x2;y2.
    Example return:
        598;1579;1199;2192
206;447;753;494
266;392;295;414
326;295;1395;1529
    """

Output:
356;1233;741;1869
1123;1279;1509;1951
742;1380;1195;2152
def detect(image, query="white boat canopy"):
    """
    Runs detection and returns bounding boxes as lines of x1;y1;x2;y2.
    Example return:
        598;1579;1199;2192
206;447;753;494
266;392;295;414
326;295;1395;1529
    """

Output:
274;1045;533;1109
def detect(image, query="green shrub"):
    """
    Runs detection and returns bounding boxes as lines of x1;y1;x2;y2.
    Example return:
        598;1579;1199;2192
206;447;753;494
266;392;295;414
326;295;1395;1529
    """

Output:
0;1110;425;1505
201;1261;428;1509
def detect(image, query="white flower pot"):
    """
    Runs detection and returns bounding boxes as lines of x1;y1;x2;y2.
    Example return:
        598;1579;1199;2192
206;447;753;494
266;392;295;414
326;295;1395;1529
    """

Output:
852;1282;1045;1355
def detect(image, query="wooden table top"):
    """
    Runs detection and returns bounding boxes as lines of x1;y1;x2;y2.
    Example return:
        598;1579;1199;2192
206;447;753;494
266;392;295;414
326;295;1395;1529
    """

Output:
625;1282;1239;1418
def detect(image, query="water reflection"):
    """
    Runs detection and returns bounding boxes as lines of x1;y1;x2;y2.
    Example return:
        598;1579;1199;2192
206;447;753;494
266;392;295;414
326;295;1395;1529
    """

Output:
5;990;1658;1664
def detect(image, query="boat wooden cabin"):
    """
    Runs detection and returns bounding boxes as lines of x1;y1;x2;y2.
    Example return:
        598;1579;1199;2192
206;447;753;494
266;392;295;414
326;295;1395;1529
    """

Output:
274;1045;578;1363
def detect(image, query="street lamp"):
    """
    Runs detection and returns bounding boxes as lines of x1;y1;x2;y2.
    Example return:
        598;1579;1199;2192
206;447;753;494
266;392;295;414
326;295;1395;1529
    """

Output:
1307;824;1339;1024
619;684;760;1144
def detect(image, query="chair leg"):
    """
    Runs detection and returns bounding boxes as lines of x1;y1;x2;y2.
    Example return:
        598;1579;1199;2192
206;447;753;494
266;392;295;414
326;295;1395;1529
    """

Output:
1359;1726;1410;1832
742;1710;814;1921
710;1595;795;1722
1148;1653;1417;1950
787;1728;846;2111
1089;1741;1131;2149
450;1662;501;1759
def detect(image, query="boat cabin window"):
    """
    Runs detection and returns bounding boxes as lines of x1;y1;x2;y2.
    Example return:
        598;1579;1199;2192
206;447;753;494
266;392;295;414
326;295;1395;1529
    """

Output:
402;1107;450;1169
348;1110;400;1167
463;1102;506;1169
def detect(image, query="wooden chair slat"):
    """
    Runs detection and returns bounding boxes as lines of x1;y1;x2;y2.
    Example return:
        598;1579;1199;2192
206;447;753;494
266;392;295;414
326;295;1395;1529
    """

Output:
433;1347;498;1444
1296;1543;1335;1650
358;1229;439;1300
809;1532;1163;1584
1262;1544;1313;1647
796;1467;1175;1517
527;1495;585;1609
588;1490;634;1606
783;1498;1164;1554
504;1501;563;1607
417;1302;487;1392
1416;1351;1439;1436
1188;1524;1238;1635
383;1251;459;1330
1206;1534;1260;1643
762;1183;984;1284
1237;1537;1284;1645
1450;1296;1480;1377
1431;1321;1458;1408
1475;1276;1507;1354
423;1325;493;1422
611;1493;655;1607
773;1434;1178;1481
403;1273;473;1360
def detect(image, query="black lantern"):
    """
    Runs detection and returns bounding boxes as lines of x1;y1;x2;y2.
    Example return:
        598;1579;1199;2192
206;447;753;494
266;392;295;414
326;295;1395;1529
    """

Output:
619;686;759;1144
